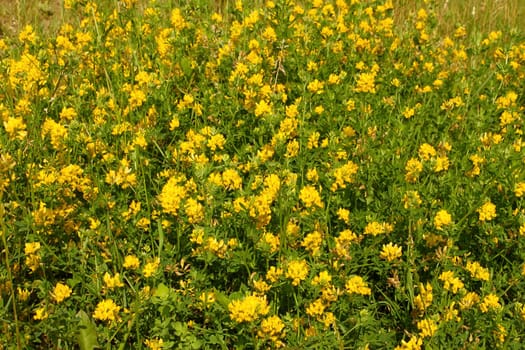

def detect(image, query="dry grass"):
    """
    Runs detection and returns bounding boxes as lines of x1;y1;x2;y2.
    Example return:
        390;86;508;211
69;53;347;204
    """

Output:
1;0;524;40
394;0;525;39
0;0;63;37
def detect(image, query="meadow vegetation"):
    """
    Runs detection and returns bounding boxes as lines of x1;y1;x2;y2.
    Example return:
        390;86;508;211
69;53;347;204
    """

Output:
2;0;525;348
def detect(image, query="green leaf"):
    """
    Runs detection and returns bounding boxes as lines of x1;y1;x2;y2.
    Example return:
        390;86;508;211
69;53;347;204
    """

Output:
174;321;188;336
76;310;100;350
180;57;192;76
153;283;170;299
213;290;230;309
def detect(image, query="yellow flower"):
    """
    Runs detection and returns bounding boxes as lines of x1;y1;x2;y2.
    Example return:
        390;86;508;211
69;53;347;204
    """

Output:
3;117;27;140
285;259;309;286
379;242;402;261
258;315;285;344
33;306;49;320
434;210;452;230
433;156;450;172
51;282;72;303
307;79;324;94
25;254;41;272
337;208;350;224
405;158;423;183
494;324;506;344
285;139;300;158
253;279;271;294
170;8;188;31
418;143;436;160
331;161;358;191
354;71;377;93
129;87;147;110
18;287;31;302
306;298;326;317
307;131;320;149
301;231;323;256
364;221;393;236
402;191;422;209
19;25;37;44
345;276;371;295
312;271;332;286
103;272;125;289
478;201;497;222
262;232;280;253
255;100;272;117
394;336;422;350
414;283;433;312
228;294;269;323
514;182;525;197
184;198;205;224
306;168;319;183
266;266;283;283
417;318;438;338
24;242;41;255
459;292;480;310
158;177;187;216
328;73;340;85
334;229;358;259
321;311;336;329
93;299;121;322
207;133;226;151
145;338;164;350
443;302;460;322
299;185;323;208
42;118;68;150
199;291;216;307
479;293;501;313
439;271;464;294
143;258;160;278
59;106;77;121
346;99;356;111
465;261;490;281
221;169;243;190
123;255;140;270
169;116;180;130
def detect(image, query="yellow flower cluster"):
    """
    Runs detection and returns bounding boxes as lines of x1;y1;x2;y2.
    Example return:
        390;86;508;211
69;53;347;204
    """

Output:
345;276;371;296
24;242;41;272
257;315;286;346
4;0;525;347
51;283;72;303
465;261;490;281
285;259;309;286
93;299;121;322
417;318;438;338
434;209;452;230
299;185;323;209
379;242;402;261
477;201;497;222
228;294;269;323
439;271;464;294
479;294;501;313
364;221;393;236
414;283;433;312
301;230;323;256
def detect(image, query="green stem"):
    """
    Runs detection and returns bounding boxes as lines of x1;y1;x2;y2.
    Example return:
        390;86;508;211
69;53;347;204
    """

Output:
0;204;21;349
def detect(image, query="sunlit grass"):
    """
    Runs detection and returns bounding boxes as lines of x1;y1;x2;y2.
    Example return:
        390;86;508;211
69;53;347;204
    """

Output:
394;0;525;39
2;0;525;348
2;0;525;38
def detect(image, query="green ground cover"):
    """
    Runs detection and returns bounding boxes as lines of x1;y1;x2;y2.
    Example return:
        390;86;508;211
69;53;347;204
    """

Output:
2;0;525;348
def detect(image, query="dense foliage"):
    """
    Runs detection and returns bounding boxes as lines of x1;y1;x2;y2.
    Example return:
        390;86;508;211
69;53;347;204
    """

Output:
2;0;525;348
